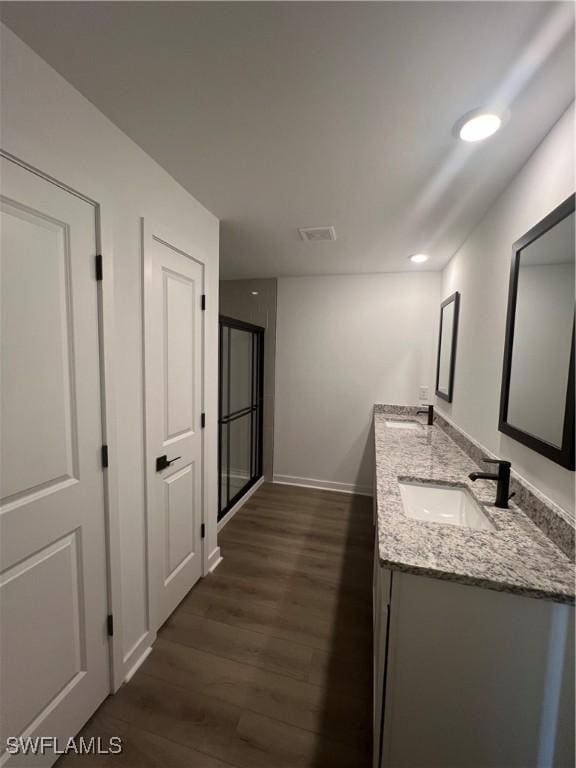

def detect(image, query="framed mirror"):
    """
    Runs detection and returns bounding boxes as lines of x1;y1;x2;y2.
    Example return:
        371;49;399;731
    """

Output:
499;194;575;470
435;292;460;402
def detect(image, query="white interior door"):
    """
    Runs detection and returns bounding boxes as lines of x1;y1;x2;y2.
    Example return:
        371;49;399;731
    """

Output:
144;224;204;630
0;158;109;765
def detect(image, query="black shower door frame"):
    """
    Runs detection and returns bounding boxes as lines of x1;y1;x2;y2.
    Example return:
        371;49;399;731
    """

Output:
218;315;264;520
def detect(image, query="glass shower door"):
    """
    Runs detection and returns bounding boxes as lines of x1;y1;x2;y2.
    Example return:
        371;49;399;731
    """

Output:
218;317;264;519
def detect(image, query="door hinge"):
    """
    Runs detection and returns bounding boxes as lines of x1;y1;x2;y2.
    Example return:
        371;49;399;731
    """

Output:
95;254;103;281
107;614;114;637
201;294;206;311
201;523;206;539
101;444;109;469
201;412;206;429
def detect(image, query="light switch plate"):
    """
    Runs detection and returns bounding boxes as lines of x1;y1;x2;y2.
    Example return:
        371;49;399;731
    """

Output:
419;385;429;402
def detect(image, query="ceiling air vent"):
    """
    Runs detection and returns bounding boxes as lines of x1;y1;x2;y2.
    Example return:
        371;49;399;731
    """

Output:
298;226;337;242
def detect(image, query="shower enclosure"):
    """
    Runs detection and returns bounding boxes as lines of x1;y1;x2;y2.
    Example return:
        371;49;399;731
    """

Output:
218;316;264;520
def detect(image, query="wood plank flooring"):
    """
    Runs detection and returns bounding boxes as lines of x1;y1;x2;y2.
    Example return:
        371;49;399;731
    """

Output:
58;483;374;767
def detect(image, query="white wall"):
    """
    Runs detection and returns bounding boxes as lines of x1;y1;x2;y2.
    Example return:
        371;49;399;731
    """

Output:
0;25;220;682
439;103;575;517
274;273;441;494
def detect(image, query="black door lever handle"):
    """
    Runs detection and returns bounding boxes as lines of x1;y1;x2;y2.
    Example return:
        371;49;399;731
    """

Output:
156;454;181;472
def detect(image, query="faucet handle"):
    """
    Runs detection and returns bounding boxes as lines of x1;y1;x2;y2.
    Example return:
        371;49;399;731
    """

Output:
482;458;511;469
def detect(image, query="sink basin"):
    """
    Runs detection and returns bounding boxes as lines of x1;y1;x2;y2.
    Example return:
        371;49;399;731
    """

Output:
385;420;422;430
399;481;495;531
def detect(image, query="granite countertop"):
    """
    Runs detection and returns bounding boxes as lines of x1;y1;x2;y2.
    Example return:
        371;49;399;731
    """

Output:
374;411;575;604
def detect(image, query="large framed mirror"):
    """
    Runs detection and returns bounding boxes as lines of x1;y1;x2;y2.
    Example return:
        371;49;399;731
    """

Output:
499;194;575;470
435;292;460;402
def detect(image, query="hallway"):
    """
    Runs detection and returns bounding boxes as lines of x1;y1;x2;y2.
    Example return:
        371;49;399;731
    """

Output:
60;484;373;768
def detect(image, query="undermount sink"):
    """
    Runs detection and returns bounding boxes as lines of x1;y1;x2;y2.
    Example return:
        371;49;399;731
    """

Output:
399;481;495;531
385;420;422;430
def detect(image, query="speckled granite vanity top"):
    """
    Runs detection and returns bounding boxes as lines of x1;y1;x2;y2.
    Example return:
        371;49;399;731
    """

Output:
373;410;575;605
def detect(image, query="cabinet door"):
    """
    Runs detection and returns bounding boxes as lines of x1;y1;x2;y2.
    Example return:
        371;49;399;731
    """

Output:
372;552;390;768
382;572;575;768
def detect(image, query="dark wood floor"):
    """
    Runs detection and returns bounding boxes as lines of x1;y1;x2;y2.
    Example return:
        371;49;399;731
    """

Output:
60;483;374;767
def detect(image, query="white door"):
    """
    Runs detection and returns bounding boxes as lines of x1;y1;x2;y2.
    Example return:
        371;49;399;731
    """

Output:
0;158;109;765
144;224;204;629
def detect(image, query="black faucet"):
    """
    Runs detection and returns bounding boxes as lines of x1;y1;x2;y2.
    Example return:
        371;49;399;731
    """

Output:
417;404;434;426
469;459;513;509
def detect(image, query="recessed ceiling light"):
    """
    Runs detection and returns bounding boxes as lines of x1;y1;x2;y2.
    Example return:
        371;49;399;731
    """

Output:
250;291;259;296
455;109;503;142
409;253;429;264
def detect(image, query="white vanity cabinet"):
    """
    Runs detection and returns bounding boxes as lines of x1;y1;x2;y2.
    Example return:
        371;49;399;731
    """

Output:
373;565;575;768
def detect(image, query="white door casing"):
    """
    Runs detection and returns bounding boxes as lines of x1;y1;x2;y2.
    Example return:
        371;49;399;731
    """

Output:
143;221;204;630
0;158;109;765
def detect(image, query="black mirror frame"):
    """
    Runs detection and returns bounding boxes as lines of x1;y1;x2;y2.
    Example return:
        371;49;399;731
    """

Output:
435;291;460;403
498;193;575;471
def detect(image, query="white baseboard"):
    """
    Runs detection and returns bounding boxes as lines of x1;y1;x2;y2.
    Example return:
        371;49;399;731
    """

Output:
217;476;266;532
207;545;222;573
273;473;373;497
124;645;153;684
227;470;250;481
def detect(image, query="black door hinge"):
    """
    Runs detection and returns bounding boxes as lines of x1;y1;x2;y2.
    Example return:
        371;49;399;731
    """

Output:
95;254;103;281
201;412;206;429
201;523;206;539
101;444;109;469
201;294;206;311
107;614;114;637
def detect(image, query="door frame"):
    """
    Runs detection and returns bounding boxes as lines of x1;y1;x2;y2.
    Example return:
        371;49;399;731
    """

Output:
0;149;124;691
142;217;207;635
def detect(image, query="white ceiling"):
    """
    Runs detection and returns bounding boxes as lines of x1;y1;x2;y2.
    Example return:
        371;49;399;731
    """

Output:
2;2;574;278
